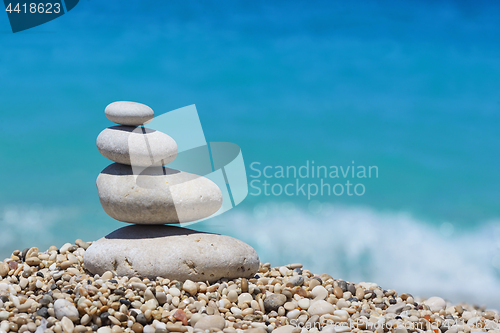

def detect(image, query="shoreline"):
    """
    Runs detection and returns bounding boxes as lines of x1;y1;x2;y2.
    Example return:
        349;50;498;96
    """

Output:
0;241;498;333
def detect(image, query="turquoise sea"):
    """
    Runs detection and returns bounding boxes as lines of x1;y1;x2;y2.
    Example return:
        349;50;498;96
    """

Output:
1;1;500;308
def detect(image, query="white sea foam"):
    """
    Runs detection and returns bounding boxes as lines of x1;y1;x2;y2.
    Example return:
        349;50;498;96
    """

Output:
207;202;500;310
0;205;79;258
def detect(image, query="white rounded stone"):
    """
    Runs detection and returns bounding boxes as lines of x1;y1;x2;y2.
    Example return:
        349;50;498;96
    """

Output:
238;293;253;304
193;315;226;330
273;325;295;333
97;126;177;166
312;286;328;300
143;325;155;333
97;328;111;333
322;326;336;333
182;280;198;296
0;311;8;321
308;300;335;316
54;299;79;321
227;290;238;303
96;163;222;224
83;225;259;283
286;309;300;320
105;101;154;126
61;317;74;333
297;298;310;310
169;287;181;297
424;296;446;312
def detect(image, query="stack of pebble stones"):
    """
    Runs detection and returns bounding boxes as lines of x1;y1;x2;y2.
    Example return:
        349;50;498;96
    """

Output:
83;101;259;282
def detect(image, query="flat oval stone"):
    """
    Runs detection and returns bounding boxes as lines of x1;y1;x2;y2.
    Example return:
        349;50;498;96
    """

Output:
83;225;259;283
96;163;222;224
105;101;154;126
193;315;226;331
97;126;177;166
54;299;79;321
424;296;446;312
307;300;334;316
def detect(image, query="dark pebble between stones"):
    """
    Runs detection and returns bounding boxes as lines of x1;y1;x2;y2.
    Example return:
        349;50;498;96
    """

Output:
136;314;147;325
21;248;29;261
264;294;287;312
120;299;131;306
311;277;322;284
289;275;304;287
347;283;356;295
91;324;98;331
293;268;302;275
39;295;53;306
338;280;347;292
36;307;49;318
347;297;358;302
360;311;370;318
100;312;110;325
109;279;118;284
389;298;397;304
0;296;8;303
36;272;44;278
114;289;125;296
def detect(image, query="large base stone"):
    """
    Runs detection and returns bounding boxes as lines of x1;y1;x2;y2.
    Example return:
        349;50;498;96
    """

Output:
83;225;259;283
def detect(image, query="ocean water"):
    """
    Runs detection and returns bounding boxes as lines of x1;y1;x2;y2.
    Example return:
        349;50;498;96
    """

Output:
1;0;500;308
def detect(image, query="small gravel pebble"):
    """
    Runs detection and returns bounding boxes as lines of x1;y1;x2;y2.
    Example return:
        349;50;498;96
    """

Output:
263;294;287;311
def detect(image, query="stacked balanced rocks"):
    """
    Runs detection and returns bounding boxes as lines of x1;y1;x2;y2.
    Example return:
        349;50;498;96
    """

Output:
83;101;259;282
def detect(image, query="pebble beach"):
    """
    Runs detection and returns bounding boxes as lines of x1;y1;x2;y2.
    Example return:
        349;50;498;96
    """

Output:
0;241;498;333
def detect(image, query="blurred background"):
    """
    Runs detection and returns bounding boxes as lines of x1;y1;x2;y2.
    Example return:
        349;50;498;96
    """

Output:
1;0;500;308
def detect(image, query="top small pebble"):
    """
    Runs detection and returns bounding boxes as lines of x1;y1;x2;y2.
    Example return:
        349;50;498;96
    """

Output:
105;101;154;126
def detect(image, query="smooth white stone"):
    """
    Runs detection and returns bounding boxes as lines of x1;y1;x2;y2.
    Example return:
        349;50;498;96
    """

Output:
105;101;154;126
297;298;309;310
308;300;335;316
54;299;79;321
0;311;9;321
424;296;446;312
358;282;377;289
97;327;112;333
272;325;295;333
182;280;198;296
83;225;259;283
61;317;74;333
193;315;226;330
169;287;181;297
312;286;328;300
143;325;155;333
322;326;336;333
238;293;253;304
97;126;177;166
286;309;301;320
96;163;222;224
